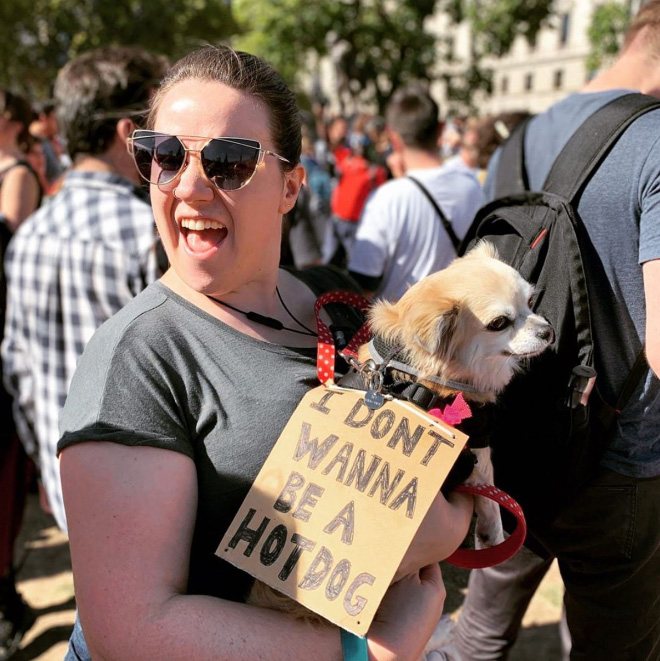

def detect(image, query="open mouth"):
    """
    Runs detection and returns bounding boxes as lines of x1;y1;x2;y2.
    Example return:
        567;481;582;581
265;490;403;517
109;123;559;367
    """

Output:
180;219;228;254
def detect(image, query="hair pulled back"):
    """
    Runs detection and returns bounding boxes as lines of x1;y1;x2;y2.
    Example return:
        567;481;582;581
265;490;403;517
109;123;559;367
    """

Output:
148;46;301;169
0;89;36;153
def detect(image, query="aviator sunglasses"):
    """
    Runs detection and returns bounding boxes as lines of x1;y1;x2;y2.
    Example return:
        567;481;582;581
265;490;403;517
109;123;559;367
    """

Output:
127;129;290;192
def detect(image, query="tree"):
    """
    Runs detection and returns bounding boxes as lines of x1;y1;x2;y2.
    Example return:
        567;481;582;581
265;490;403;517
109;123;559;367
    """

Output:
586;1;631;74
232;0;438;114
0;0;237;99
233;0;554;114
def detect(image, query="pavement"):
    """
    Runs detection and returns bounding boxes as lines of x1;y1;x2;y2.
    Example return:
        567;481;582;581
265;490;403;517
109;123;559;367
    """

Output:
11;493;564;660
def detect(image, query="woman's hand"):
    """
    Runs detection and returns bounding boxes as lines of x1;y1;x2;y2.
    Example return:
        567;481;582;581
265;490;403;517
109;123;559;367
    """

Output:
394;489;474;581
367;563;446;661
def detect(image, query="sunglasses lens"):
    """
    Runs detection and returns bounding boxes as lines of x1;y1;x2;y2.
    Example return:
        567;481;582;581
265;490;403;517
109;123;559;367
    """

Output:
131;133;185;185
202;139;261;191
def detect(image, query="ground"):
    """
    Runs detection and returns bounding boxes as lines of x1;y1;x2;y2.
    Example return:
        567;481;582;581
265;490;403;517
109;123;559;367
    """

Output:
12;494;564;660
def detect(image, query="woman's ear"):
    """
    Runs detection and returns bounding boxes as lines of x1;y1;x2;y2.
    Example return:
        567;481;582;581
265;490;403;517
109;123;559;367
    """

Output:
279;162;305;215
115;118;134;146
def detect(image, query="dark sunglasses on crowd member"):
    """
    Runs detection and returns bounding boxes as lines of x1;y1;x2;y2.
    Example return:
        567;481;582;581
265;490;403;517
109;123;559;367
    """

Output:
127;130;290;192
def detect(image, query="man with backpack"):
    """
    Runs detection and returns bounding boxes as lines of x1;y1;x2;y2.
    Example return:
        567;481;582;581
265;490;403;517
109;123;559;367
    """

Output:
454;4;660;660
347;85;483;301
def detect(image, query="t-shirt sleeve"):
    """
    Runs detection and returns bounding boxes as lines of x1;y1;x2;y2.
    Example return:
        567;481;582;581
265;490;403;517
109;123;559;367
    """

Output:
639;136;660;265
58;314;192;458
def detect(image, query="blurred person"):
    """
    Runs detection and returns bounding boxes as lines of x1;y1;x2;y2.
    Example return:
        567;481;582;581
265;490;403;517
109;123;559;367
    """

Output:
347;85;484;300
473;110;532;171
29;100;67;192
438;115;466;159
0;90;42;230
56;45;473;661
285;130;332;268
365;114;393;171
2;45;168;537
442;117;483;181
454;3;660;659
0;88;43;661
324;132;388;266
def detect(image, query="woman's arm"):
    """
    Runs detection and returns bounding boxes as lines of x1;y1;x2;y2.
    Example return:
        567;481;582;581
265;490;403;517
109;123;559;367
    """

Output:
395;490;474;581
61;441;447;661
0;165;40;229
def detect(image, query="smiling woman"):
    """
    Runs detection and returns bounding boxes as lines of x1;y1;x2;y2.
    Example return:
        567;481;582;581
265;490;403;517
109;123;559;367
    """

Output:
56;46;473;661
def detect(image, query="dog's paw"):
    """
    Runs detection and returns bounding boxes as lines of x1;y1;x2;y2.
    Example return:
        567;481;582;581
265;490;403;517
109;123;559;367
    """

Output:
475;520;505;549
474;497;505;549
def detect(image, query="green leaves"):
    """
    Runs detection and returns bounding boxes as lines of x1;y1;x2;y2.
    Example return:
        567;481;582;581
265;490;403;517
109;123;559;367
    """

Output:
233;0;437;113
0;0;237;98
586;2;630;74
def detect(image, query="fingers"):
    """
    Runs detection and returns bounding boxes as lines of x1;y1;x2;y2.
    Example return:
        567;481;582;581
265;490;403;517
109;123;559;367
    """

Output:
419;563;446;601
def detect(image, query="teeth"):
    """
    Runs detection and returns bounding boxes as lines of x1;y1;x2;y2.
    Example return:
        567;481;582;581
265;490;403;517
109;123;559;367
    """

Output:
181;219;226;230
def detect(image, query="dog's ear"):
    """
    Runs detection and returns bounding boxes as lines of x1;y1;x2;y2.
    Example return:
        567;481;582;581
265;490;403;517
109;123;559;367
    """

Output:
433;305;460;358
367;300;403;342
407;303;460;358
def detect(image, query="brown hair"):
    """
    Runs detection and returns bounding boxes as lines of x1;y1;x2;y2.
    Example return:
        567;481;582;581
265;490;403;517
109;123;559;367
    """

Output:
55;45;168;159
0;89;36;153
385;84;440;152
474;111;532;170
148;46;301;170
623;0;660;56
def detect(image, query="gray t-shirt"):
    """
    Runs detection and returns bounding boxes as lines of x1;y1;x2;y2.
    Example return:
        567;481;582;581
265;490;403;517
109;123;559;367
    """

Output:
485;89;660;478
58;280;332;601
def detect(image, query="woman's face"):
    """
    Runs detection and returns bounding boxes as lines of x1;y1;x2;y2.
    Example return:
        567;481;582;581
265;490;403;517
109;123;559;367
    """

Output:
151;79;301;297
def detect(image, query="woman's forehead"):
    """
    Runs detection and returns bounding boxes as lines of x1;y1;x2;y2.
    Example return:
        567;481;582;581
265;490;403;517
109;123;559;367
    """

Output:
155;79;272;142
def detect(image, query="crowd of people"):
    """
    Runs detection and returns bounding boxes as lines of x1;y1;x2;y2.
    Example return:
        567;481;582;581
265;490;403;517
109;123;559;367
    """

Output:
0;1;659;659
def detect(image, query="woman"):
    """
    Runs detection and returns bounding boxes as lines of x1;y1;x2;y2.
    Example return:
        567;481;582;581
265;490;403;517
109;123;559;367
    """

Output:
58;46;473;660
0;90;41;230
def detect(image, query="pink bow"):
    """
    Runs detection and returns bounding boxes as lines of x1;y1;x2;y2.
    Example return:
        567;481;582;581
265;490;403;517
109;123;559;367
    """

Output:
428;392;472;426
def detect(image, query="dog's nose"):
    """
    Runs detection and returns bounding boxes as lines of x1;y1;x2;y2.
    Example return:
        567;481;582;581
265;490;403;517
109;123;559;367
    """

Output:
536;325;555;343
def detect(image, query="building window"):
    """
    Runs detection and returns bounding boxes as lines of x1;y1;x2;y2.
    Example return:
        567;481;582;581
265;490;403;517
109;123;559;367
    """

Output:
501;75;509;93
524;73;534;92
529;34;537;52
554;69;563;90
560;12;571;46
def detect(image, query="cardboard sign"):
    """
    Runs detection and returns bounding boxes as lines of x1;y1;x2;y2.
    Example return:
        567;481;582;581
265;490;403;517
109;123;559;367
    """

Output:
217;385;468;636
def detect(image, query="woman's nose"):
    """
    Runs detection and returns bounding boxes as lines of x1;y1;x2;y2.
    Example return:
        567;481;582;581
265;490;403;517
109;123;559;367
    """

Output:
172;151;214;202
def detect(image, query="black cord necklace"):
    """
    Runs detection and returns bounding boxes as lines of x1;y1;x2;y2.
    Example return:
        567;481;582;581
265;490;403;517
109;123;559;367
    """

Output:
207;287;317;337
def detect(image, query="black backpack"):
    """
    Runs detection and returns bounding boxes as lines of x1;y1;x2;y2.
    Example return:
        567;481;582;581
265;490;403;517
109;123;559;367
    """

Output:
459;93;659;528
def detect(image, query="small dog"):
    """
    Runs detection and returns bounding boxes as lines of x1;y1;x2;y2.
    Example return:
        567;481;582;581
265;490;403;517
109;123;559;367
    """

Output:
362;240;554;549
248;241;554;635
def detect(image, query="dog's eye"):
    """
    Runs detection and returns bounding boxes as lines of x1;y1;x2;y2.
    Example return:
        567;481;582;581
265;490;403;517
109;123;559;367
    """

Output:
486;316;512;332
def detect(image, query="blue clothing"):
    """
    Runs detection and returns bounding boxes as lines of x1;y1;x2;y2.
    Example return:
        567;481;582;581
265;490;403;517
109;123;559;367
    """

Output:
485;90;660;479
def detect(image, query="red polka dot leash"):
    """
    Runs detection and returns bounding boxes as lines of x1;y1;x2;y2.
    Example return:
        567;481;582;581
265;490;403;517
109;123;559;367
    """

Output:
314;291;372;385
443;483;527;568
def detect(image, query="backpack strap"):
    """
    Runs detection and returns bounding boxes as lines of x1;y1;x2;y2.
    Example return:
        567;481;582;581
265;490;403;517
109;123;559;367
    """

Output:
540;94;659;395
543;93;660;201
406;175;461;252
493;118;532;197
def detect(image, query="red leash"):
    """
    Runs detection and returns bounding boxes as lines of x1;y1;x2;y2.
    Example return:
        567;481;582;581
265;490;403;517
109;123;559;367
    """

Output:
313;291;527;568
314;291;372;384
444;483;527;568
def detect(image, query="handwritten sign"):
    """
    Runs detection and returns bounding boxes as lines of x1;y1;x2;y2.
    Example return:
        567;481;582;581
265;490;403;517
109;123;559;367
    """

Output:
217;385;468;636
